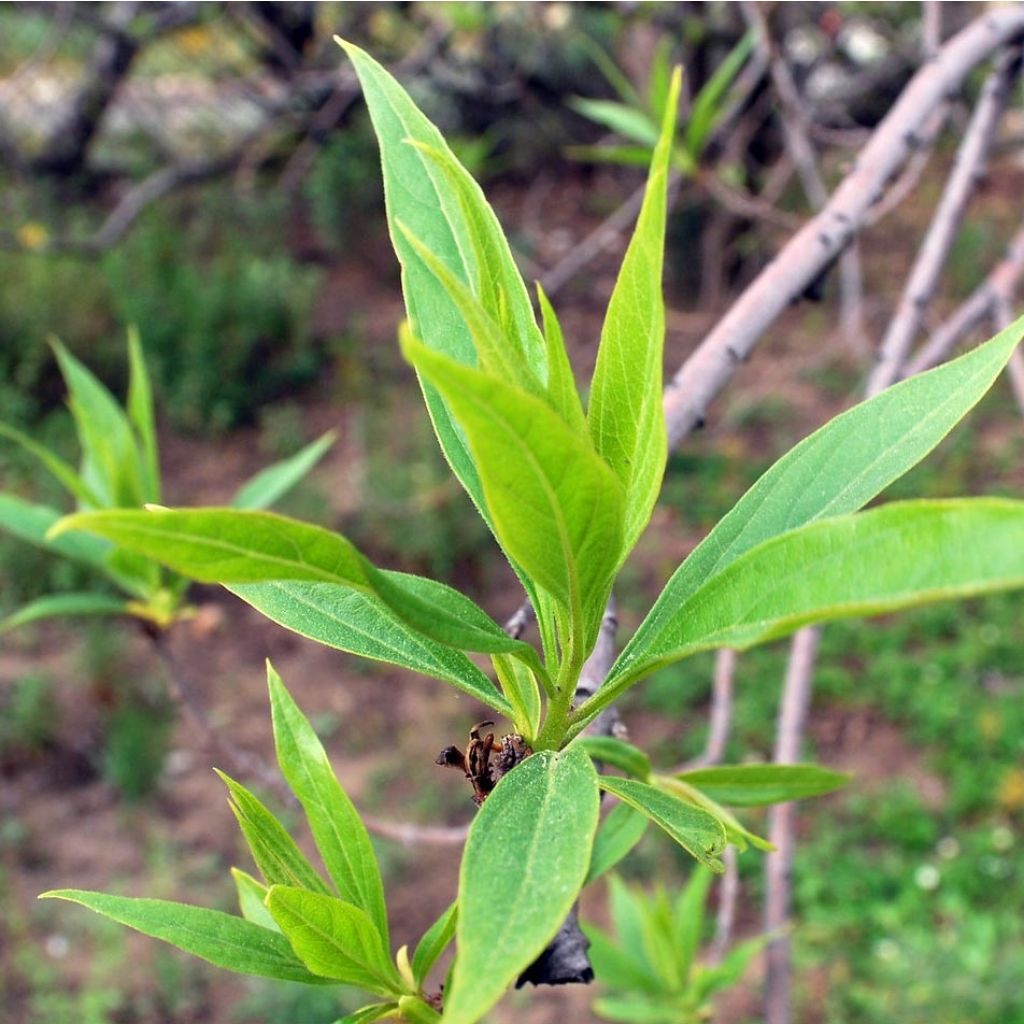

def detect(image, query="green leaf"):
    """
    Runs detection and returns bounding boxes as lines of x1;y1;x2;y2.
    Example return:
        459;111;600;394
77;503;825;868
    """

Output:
589;499;1024;716
411;901;456;986
396;995;442;1023
536;284;588;437
492;653;542;740
655;777;771;853
444;748;600;1024
582;922;661;996
1;592;130;633
588;69;680;556
598;776;726;872
230;868;279;932
332;1004;399;1024
402;332;625;650
126;327;161;504
585;803;649;885
569;98;660;146
577;736;652;780
217;770;332;896
338;40;544;523
610;318;1024;695
52;340;143;508
672;867;713;980
677;763;851;806
565;144;656;168
268;665;388;942
593;995;680;1023
686;31;755;157
53;508;536;672
40;890;327;984
231;431;336;511
265;886;403;994
229;581;510;714
693;934;768;1000
0;421;103;507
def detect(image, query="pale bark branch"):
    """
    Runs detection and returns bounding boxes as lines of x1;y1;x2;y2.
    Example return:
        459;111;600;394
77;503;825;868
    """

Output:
662;8;1024;448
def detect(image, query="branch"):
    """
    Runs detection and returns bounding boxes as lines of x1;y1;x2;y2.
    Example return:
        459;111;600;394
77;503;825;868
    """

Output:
662;8;1024;447
866;47;1021;396
763;626;820;1024
903;217;1024;376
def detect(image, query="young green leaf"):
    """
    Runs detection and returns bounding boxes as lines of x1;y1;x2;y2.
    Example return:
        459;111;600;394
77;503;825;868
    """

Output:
411;900;456;986
577;736;652;780
585;803;649;885
536;284;588;436
52;340;144;508
338;39;544;522
492;653;543;739
0;421;103;507
231;867;279;932
588;497;1024;721
229;581;510;714
267;665;388;942
126;327;161;504
231;431;336;511
593;994;680;1023
265;886;403;994
53;507;538;671
569;98;660;146
677;763;851;806
402;332;625;650
217;770;332;896
1;592;130;633
582;921;662;996
40;890;327;984
611;318;1024;691
588;69;680;556
656;776;771;853
396;995;443;1023
444;748;600;1024
686;31;755;157
598;776;726;872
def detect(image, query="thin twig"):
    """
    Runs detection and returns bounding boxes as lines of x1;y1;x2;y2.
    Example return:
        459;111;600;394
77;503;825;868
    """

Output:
867;48;1021;396
362;817;468;846
503;600;536;641
904;218;1024;376
923;1;944;59
661;7;1024;448
710;846;740;968
763;626;820;1024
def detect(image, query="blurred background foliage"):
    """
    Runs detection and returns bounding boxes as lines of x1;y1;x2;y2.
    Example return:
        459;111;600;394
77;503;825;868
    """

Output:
2;3;1023;1023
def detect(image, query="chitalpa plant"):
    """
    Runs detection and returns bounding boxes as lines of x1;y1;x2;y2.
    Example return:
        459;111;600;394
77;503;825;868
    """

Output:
38;40;1024;1024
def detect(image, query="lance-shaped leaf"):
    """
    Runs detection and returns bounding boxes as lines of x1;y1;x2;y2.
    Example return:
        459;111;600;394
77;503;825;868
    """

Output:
229;581;510;714
444;748;600;1024
338;40;545;516
126;327;161;504
585;498;1024;721
217;770;332;895
266;886;403;994
333;1005;400;1024
40;890;328;984
51;507;541;677
536;284;588;436
231;431;337;511
402;333;625;648
655;776;770;853
588;69;680;556
268;665;388;942
52;340;144;508
0;421;103;507
677;763;851;806
598;776;726;872
492;653;542;740
231;868;279;932
1;592;130;633
578;736;652;780
585;803;649;885
612;318;1024;689
411;901;456;986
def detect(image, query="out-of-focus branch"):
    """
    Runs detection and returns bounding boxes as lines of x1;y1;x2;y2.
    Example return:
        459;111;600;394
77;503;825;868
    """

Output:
662;8;1024;448
866;48;1021;396
742;0;867;353
763;626;820;1024
992;296;1024;416
903;218;1024;376
503;600;536;641
362;817;468;846
923;1;944;59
